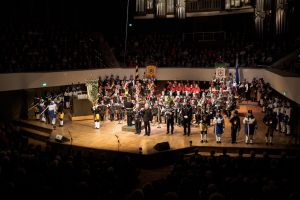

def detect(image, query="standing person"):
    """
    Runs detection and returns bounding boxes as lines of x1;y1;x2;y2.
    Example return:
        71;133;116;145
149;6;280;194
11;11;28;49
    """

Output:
57;101;64;127
134;103;142;134
108;99;115;121
213;110;225;143
229;110;241;144
243;110;257;144
48;101;57;129
263;110;277;145
91;103;100;129
142;103;153;136
99;100;107;121
165;102;175;134
199;108;210;143
64;88;72;109
181;101;193;136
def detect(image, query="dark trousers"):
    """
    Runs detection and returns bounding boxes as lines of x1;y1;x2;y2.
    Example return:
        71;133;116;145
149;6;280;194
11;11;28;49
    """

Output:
100;113;105;121
109;113;114;121
144;121;151;135
167;119;174;134
127;113;133;126
183;119;191;135
135;119;141;134
231;127;238;143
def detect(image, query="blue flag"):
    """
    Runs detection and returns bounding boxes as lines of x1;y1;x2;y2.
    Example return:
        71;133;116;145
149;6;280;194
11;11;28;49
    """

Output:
235;55;239;84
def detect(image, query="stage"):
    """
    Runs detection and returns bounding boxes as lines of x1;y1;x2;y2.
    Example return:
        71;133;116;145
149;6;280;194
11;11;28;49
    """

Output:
19;102;293;155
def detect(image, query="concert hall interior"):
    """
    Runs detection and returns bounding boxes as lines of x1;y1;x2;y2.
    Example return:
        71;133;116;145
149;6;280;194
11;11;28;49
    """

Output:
1;0;300;199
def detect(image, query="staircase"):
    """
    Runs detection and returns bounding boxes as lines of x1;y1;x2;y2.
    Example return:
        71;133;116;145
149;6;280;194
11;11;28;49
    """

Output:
15;119;53;142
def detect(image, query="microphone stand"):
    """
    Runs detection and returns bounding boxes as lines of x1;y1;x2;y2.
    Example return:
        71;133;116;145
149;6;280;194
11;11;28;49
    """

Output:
115;134;120;152
68;130;73;149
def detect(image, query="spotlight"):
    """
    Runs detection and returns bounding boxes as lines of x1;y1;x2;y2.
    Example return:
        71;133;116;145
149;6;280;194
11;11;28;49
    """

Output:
139;147;142;154
189;141;192;147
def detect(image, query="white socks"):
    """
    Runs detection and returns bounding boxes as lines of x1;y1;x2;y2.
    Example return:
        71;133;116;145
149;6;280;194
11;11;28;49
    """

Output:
287;125;290;135
95;122;100;129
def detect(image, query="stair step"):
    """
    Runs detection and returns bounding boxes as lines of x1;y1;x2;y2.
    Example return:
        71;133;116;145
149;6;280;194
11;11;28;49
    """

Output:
17;119;53;134
19;127;51;142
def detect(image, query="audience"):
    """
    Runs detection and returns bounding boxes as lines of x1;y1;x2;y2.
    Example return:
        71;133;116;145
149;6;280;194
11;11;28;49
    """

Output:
127;149;300;200
0;24;106;73
110;32;300;69
0;121;139;199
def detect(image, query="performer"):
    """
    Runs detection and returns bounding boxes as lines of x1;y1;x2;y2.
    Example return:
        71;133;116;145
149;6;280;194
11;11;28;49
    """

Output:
33;97;40;120
99;100;107;121
64;88;72;109
243;110;257;144
181;101;193;136
108;99;115;121
213;110;225;143
165;102;175;134
134;103;142;134
229;110;241;144
199;108;210;143
48;101;57;129
142;103;153;136
151;101;159;126
116;102;124;124
91;103;101;129
57;101;64;127
263;109;277;145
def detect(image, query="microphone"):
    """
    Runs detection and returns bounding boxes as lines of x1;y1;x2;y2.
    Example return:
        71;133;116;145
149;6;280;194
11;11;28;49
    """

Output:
115;134;119;138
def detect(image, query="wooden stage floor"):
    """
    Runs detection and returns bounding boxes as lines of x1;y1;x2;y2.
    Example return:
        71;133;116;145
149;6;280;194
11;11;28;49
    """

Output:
36;101;298;155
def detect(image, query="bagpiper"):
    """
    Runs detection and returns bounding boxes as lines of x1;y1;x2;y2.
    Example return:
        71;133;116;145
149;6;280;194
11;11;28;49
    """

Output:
243;110;257;144
199;108;210;143
263;109;277;145
92;103;101;129
57;101;64;127
213;110;225;143
229;110;240;144
165;102;175;134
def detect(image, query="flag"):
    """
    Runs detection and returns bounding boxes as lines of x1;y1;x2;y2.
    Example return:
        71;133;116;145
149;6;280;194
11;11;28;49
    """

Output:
235;55;239;84
135;64;139;80
146;65;157;78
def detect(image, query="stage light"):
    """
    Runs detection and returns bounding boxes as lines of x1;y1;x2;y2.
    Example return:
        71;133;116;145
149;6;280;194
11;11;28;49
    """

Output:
129;23;133;27
139;147;142;154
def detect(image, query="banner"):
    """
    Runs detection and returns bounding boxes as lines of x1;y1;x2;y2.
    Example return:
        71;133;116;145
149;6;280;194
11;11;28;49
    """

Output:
85;80;99;103
145;65;157;78
215;62;226;79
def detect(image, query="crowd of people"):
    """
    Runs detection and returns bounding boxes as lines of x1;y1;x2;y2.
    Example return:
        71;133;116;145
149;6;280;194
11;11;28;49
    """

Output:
127;150;300;200
0;25;105;73
29;71;294;146
0;122;139;199
110;32;299;69
1;25;299;73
